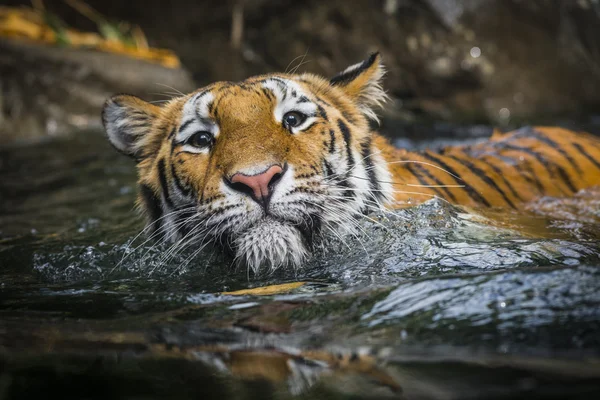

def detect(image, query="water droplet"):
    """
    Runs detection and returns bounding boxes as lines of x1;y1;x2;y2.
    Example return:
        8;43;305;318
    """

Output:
470;46;481;58
499;107;511;120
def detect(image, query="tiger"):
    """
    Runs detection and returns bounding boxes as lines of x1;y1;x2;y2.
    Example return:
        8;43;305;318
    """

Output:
102;53;600;273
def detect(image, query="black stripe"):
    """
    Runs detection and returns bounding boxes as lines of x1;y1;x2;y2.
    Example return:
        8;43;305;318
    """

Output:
167;127;177;139
315;96;332;108
192;91;209;107
330;52;379;86
447;155;517;209
299;120;318;132
317;104;328;120
338;119;355;171
210;93;227;117
420;151;491;207
171;162;191;197
298;212;322;248
328;129;336;154
325;158;354;199
338;177;354;199
157;158;174;208
476;156;524;202
406;164;444;198
269;78;288;100
216;84;232;93
139;184;163;233
498;143;578;193
513;127;582;175
411;163;458;202
175;207;196;236
262;87;274;100
323;160;335;178
521;159;545;194
368;119;380;132
573;142;600;170
360;137;383;201
270;77;288;88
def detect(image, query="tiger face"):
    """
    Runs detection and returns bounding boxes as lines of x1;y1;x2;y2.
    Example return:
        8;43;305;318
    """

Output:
102;53;393;273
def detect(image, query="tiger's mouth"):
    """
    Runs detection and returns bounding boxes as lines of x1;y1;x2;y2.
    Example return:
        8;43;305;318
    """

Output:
228;216;313;274
196;193;326;274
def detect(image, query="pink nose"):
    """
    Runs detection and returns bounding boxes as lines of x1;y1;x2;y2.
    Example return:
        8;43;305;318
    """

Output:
230;165;284;202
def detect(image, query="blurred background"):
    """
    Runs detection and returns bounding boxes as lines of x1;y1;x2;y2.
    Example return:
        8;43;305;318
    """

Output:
2;0;600;146
2;3;600;398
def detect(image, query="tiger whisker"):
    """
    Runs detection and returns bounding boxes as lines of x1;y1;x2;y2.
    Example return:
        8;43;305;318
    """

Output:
111;206;198;274
321;146;463;189
378;159;463;180
149;213;208;274
348;174;465;188
167;216;233;276
285;50;309;74
154;83;185;96
156;213;229;273
135;209;202;265
314;195;400;232
309;201;371;255
288;48;310;74
290;59;312;75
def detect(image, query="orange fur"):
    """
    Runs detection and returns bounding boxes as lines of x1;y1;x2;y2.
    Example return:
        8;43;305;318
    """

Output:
376;127;600;208
102;53;600;271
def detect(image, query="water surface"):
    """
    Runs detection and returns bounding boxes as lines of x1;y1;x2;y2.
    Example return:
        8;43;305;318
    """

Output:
1;132;600;399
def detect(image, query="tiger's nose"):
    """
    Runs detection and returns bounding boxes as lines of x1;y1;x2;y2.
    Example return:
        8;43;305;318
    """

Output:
228;165;284;207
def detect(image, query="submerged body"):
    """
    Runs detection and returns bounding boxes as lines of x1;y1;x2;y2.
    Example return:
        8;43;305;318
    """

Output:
102;53;600;273
378;126;600;208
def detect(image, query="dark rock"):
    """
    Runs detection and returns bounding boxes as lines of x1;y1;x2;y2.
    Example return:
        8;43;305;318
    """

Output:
0;39;194;144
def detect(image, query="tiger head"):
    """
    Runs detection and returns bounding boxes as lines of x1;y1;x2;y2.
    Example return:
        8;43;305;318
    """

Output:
102;53;393;273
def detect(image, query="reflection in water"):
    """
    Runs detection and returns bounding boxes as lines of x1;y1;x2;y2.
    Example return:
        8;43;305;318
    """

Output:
1;133;600;398
363;265;600;334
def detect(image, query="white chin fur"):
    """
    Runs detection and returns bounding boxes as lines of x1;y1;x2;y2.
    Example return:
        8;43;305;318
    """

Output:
233;219;307;274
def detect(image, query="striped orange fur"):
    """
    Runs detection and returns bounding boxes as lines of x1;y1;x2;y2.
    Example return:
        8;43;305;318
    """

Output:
376;126;600;209
102;53;600;272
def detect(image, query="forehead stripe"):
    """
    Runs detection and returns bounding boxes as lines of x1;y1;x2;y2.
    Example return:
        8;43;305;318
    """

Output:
193;90;208;105
178;119;194;133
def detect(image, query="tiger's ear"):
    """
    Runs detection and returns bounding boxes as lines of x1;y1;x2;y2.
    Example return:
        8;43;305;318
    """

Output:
102;94;160;159
330;52;387;120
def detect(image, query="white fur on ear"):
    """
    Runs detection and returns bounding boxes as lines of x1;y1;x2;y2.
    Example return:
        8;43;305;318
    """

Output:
330;52;388;122
102;95;159;159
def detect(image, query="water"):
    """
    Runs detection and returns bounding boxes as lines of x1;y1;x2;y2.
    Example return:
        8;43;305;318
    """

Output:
1;132;600;399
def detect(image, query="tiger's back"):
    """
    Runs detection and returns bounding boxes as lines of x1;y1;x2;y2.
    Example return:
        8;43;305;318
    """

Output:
378;126;600;209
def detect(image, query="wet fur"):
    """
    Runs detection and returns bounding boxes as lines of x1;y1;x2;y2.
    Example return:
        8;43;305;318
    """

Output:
102;53;600;274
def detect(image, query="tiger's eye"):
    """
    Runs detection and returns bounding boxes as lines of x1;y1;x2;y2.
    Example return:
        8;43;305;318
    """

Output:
188;131;213;148
282;111;306;130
